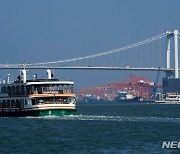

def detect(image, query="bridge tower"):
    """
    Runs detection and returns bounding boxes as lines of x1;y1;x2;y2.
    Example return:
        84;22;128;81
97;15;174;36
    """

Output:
163;30;180;93
174;30;179;78
165;30;179;79
166;31;171;69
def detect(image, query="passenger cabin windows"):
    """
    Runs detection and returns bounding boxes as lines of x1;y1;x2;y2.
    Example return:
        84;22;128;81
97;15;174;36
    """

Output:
26;84;74;95
31;97;74;105
0;83;74;96
0;85;26;96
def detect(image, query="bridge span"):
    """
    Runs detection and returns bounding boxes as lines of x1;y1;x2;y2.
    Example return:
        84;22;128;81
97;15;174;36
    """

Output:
0;65;174;72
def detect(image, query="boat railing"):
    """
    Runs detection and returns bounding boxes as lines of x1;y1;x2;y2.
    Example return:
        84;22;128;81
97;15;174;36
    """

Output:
0;88;73;96
42;90;72;94
37;99;74;105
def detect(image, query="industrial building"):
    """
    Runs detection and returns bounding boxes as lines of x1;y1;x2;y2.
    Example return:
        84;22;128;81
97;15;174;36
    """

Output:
163;78;180;93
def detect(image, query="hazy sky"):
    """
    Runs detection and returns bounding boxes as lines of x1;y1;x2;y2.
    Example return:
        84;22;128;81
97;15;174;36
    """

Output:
0;0;180;89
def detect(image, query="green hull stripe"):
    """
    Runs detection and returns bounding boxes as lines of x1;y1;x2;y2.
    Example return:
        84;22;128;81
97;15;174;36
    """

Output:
33;109;76;116
0;109;76;117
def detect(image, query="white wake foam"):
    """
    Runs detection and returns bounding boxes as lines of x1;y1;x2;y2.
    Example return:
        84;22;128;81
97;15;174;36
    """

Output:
23;115;180;123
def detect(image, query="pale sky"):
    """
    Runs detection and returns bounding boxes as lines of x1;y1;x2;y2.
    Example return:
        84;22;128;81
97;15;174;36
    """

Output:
0;0;180;89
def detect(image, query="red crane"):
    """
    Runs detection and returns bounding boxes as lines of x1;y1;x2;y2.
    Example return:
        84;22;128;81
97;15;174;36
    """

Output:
78;74;158;101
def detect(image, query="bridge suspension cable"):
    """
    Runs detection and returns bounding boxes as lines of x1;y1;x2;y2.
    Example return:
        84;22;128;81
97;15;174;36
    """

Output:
28;32;166;66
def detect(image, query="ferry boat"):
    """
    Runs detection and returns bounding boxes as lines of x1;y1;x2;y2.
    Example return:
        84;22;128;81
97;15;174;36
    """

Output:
155;93;180;104
0;69;76;116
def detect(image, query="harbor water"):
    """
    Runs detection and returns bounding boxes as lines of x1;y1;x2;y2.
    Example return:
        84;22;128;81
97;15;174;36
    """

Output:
1;102;180;153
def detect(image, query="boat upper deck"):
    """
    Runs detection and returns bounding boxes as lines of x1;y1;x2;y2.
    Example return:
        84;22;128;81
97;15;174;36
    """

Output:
0;69;75;98
0;79;75;98
0;79;74;87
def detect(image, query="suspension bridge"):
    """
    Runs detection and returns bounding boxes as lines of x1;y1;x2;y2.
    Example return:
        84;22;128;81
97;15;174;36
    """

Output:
0;30;179;77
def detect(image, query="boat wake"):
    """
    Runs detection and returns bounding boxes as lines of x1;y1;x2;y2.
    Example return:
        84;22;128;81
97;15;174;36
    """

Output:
23;115;180;123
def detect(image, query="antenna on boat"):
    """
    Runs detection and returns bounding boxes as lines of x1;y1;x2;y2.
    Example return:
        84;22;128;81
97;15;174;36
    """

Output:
52;67;55;79
33;74;37;80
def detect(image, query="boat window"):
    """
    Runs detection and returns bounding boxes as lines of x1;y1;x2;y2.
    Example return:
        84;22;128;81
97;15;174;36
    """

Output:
1;86;5;93
32;99;36;105
25;99;27;105
21;86;25;95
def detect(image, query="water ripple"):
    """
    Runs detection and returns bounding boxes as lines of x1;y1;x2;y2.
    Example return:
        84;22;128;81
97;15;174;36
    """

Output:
20;115;180;123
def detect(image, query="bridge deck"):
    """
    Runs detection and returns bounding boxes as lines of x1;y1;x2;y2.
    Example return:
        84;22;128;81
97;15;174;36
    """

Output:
0;65;175;71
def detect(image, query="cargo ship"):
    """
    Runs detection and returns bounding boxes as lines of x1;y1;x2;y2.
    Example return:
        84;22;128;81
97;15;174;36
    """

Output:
114;89;142;102
0;69;76;117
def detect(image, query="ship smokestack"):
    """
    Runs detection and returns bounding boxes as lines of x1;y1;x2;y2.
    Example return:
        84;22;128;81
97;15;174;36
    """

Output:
7;74;10;83
47;69;52;79
21;69;27;83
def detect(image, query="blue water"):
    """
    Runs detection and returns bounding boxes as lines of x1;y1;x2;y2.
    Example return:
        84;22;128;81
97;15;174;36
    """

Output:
1;102;180;154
